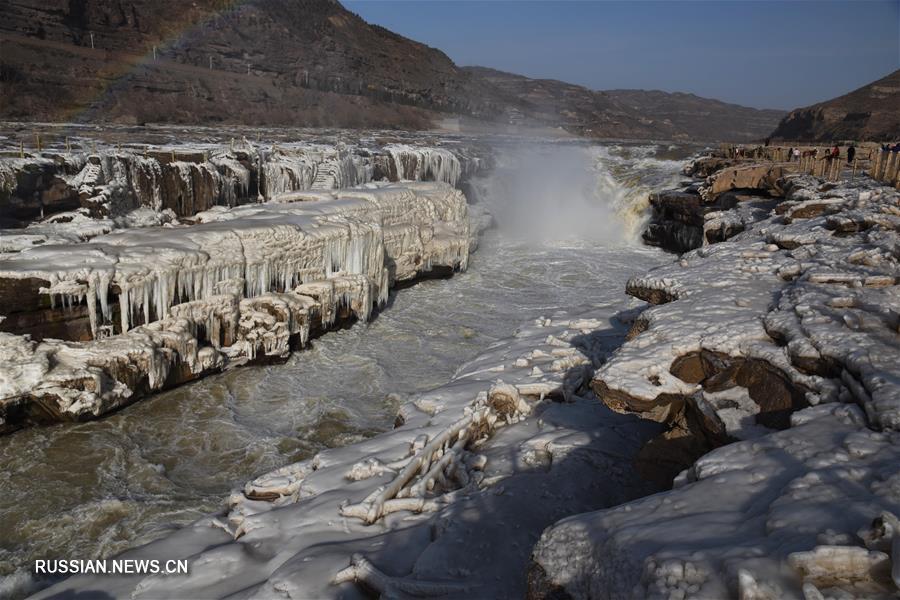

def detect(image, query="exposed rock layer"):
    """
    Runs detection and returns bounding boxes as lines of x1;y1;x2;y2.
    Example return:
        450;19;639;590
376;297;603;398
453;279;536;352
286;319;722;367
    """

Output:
771;68;900;142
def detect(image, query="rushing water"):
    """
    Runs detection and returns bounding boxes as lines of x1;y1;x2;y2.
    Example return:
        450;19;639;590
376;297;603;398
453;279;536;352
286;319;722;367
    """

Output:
0;142;696;596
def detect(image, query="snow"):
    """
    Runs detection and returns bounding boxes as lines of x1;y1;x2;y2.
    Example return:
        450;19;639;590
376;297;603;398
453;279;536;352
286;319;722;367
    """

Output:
532;172;900;599
532;403;900;599
596;174;900;433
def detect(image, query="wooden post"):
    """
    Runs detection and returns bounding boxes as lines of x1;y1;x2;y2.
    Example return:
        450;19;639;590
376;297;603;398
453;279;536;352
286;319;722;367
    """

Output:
852;158;858;178
65;136;70;152
19;140;24;158
36;134;42;152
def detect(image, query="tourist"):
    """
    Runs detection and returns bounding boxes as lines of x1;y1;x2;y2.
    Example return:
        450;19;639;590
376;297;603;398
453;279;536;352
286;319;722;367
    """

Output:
793;148;801;161
847;145;856;164
787;147;794;161
831;145;840;159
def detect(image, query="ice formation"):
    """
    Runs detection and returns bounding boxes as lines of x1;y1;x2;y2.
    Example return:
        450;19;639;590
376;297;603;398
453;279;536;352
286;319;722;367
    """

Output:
0;182;472;430
30;305;660;599
385;144;463;187
0;140;488;246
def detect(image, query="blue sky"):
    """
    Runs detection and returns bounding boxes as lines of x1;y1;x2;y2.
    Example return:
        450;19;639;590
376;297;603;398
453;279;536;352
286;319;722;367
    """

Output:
343;0;900;110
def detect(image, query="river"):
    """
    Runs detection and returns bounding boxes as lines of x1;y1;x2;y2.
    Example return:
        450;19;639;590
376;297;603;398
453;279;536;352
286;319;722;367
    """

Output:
0;141;696;596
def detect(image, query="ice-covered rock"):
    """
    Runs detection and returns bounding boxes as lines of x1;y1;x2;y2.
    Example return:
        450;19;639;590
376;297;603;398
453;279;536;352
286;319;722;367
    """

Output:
531;404;900;599
597;175;900;438
0;182;471;432
532;172;900;600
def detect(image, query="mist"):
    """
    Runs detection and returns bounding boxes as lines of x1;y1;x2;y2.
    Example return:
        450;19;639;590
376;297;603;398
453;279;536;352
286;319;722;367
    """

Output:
474;143;676;247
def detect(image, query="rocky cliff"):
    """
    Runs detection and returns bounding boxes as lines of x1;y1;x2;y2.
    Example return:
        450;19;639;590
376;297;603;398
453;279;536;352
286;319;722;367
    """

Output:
0;0;783;140
770;69;900;142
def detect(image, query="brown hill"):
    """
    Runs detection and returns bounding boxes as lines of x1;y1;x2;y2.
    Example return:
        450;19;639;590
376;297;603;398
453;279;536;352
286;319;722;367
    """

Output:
0;0;783;140
465;67;784;141
770;69;900;142
604;88;786;143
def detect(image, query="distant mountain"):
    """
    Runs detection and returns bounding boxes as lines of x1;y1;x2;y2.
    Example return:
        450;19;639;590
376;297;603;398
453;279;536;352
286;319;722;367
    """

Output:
465;67;785;141
770;69;900;142
604;89;786;143
0;0;783;140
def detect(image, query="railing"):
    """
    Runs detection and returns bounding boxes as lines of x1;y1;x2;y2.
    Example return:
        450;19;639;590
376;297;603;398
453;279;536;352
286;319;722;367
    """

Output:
718;143;898;187
794;155;847;181
870;151;900;188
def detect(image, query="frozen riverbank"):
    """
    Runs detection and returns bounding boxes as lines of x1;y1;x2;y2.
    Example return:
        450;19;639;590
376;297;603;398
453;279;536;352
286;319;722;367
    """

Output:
533;162;900;598
2;142;687;597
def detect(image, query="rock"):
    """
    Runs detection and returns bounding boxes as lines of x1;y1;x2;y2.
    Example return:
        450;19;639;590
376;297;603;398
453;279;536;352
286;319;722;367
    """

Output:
705;163;789;199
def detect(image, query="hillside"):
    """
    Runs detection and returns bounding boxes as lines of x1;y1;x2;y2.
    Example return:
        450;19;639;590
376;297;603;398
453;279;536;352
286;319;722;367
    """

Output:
605;88;787;143
466;67;784;141
0;0;783;140
770;69;900;141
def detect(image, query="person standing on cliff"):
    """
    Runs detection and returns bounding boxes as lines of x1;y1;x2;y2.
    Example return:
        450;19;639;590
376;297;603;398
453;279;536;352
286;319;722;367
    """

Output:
847;145;856;164
831;145;840;160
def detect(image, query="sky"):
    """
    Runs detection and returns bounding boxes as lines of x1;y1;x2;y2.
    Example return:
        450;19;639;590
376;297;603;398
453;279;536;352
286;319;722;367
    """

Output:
343;0;900;110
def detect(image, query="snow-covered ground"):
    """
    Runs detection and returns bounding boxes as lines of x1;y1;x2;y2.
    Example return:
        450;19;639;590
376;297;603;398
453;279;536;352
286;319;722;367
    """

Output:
534;169;900;599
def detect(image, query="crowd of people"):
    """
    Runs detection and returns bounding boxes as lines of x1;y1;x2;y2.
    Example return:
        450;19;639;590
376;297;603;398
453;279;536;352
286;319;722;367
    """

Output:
783;144;856;164
728;141;900;166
